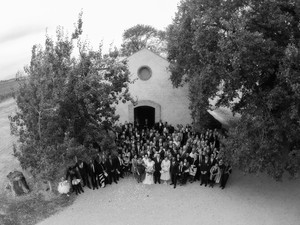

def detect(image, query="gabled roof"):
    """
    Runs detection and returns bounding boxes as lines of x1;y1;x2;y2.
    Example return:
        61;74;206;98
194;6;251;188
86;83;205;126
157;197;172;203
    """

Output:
126;48;168;62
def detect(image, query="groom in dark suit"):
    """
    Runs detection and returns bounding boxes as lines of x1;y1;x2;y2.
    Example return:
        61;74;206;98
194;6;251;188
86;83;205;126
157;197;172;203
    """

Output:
170;156;179;188
153;154;162;184
177;160;184;185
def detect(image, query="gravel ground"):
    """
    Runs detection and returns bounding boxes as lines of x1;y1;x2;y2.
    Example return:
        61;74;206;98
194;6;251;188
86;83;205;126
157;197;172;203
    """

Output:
38;172;300;225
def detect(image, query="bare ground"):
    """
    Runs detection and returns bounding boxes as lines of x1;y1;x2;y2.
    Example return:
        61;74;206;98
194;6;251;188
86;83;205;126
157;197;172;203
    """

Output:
36;171;300;225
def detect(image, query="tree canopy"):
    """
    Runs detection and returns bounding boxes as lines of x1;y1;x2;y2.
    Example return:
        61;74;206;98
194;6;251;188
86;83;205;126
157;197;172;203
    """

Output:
167;0;300;180
10;15;131;182
120;24;167;57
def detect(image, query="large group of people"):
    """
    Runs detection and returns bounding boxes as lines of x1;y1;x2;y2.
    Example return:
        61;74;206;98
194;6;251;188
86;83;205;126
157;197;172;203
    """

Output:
58;120;232;195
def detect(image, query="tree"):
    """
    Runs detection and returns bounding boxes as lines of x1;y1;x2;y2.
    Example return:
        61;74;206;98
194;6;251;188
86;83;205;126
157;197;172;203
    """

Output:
166;0;300;180
9;14;131;185
120;24;167;57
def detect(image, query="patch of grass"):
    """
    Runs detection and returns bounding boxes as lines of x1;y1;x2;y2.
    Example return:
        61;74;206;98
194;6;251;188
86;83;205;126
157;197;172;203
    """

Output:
0;192;76;225
0;79;23;103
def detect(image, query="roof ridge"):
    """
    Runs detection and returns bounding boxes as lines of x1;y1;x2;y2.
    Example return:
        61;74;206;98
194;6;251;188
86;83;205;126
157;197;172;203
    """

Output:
126;48;168;62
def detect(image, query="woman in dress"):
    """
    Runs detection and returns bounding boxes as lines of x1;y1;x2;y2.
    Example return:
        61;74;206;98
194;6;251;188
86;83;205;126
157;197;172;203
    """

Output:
58;176;71;196
160;156;171;184
88;158;98;190
143;157;154;185
209;162;220;188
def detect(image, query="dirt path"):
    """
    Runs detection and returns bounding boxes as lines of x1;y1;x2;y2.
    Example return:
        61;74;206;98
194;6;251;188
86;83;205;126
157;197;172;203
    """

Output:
37;172;300;225
0;98;20;193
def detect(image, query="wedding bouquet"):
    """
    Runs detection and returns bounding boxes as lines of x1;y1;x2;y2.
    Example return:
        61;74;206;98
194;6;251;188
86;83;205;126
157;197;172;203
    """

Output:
146;167;154;175
72;179;81;185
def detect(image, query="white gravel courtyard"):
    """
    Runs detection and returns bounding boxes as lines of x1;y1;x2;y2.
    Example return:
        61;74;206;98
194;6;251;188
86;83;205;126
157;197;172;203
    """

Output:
38;171;300;225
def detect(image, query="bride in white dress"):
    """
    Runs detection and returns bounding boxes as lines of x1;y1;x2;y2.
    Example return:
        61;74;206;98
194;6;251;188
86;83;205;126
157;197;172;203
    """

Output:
160;156;171;184
143;157;154;185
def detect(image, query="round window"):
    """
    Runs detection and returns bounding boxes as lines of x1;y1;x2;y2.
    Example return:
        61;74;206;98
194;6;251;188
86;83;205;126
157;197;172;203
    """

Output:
137;66;152;81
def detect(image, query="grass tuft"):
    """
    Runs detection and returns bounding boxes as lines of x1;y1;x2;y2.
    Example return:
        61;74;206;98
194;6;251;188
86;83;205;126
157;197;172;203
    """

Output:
0;192;76;225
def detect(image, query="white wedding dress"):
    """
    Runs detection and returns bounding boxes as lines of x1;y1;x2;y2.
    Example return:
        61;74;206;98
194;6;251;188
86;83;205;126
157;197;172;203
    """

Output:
160;159;170;181
143;160;154;185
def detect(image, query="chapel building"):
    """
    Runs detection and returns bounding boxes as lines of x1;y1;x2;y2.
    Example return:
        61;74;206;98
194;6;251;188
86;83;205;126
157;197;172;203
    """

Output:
115;49;192;128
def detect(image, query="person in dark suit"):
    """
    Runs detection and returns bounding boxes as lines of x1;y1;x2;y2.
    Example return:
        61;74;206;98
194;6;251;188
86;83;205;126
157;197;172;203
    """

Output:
98;156;107;187
115;153;124;180
176;153;181;163
200;155;210;187
218;159;225;182
153;154;162;184
159;146;165;159
156;120;164;134
65;166;74;192
106;155;118;184
168;125;175;134
136;142;142;155
170;156;179;188
209;154;216;170
181;158;190;185
177;160;184;185
88;159;98;190
220;163;232;189
66;166;84;195
136;157;145;183
76;160;91;189
194;152;203;182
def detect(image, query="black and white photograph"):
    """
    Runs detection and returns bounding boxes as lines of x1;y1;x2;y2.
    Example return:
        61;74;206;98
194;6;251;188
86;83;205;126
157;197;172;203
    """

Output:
0;0;300;225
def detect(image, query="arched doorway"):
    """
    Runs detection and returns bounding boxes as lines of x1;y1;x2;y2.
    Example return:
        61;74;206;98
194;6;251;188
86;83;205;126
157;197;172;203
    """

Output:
128;100;161;127
134;106;155;128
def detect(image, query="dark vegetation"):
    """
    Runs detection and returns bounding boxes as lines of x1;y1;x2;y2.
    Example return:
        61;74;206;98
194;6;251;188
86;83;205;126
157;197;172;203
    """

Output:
9;13;131;187
166;0;300;180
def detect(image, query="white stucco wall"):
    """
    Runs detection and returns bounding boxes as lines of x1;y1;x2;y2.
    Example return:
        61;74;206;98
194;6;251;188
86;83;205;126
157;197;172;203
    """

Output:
115;49;192;126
